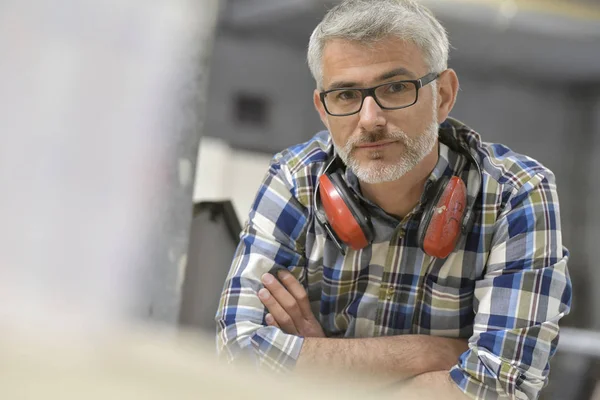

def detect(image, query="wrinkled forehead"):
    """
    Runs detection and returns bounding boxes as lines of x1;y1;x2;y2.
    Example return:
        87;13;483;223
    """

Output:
320;37;429;89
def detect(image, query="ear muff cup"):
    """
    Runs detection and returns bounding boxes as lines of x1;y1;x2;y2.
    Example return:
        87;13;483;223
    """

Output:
318;172;373;250
418;176;468;259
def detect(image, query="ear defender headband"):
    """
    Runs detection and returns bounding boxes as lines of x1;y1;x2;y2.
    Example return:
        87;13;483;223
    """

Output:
314;132;482;258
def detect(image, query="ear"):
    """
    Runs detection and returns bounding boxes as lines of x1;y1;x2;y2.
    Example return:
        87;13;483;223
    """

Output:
436;69;459;124
313;89;330;130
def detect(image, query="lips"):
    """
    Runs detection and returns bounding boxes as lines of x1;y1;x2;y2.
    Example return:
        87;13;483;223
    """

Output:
355;140;398;149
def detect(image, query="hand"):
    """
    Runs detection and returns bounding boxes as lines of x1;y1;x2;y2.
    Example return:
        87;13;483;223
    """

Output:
258;270;325;338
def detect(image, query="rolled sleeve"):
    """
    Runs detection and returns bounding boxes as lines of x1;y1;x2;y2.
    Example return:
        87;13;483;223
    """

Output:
450;172;572;399
215;159;310;371
218;320;305;371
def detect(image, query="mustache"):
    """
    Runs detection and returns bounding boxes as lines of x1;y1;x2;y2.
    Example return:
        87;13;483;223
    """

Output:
346;130;410;148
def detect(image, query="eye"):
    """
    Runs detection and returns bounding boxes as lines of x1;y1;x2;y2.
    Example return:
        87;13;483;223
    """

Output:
336;90;359;101
387;83;408;93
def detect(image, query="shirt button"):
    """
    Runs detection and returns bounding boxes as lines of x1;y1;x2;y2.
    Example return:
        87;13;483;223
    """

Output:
386;288;394;300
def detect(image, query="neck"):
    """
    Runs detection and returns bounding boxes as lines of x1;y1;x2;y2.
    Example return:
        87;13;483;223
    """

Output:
359;142;439;219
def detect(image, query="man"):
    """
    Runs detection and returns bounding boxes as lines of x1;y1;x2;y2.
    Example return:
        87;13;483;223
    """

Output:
215;1;572;399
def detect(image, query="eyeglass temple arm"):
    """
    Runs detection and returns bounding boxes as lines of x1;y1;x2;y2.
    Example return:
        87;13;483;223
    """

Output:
418;72;440;88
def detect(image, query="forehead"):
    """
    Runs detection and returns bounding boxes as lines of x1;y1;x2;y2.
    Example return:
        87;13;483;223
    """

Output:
321;37;428;87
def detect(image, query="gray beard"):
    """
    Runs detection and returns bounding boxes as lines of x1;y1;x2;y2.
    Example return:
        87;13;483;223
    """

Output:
335;117;439;184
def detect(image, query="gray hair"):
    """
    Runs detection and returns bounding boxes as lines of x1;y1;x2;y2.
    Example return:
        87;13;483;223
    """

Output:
307;0;449;89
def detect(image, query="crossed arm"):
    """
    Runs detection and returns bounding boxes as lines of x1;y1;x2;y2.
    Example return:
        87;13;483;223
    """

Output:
258;270;470;398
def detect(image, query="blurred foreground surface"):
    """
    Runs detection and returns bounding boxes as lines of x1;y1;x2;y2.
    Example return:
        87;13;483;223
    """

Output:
1;322;442;400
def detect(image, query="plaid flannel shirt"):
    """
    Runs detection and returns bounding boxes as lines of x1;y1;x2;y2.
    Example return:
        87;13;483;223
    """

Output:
216;118;572;399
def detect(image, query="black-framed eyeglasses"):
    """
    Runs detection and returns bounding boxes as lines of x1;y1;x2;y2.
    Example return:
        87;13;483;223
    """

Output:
319;72;440;117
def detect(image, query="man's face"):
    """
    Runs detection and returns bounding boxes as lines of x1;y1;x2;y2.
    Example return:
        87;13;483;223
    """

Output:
314;37;441;184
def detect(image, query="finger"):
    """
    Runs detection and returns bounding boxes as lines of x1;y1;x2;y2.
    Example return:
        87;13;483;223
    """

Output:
277;270;313;318
258;288;298;334
265;313;280;329
261;273;304;323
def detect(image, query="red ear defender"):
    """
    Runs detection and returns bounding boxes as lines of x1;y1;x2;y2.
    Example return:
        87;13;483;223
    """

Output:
318;174;370;250
420;176;468;258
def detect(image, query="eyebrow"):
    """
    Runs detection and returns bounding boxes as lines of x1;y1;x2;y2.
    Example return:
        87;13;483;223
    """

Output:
378;67;416;81
326;67;417;91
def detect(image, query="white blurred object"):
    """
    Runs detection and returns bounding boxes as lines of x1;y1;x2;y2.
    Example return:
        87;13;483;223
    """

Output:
194;136;272;222
0;0;215;328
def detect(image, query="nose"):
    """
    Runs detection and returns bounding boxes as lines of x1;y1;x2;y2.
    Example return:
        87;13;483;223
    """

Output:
358;95;386;131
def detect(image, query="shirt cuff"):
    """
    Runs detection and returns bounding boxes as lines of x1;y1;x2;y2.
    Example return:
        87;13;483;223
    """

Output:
449;348;532;400
251;326;305;372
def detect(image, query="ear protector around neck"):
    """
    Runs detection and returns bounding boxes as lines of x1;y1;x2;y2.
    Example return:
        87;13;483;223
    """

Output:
318;163;374;251
315;134;481;258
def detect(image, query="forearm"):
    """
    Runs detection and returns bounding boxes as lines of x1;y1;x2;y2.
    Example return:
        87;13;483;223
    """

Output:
296;335;467;381
393;371;470;399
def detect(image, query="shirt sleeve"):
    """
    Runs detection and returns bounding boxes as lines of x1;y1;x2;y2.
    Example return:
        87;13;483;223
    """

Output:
450;171;572;399
215;158;310;372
